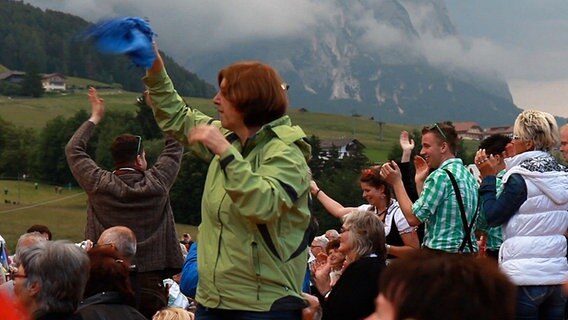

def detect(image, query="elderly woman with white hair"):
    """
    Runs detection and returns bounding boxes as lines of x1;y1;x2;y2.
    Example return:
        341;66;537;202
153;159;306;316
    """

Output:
475;110;568;320
13;240;90;320
311;210;386;320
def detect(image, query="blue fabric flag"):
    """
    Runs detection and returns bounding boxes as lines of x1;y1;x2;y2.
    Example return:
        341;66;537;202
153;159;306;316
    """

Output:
81;17;156;68
0;243;8;269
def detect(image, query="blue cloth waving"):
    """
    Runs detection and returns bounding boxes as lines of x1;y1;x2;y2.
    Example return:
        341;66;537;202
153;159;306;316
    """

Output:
82;17;156;68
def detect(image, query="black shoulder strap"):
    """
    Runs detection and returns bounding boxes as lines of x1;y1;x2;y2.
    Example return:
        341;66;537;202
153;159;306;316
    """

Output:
443;169;476;253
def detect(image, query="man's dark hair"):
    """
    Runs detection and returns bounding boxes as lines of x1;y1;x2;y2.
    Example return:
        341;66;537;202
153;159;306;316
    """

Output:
421;121;459;155
111;134;144;166
479;134;511;156
27;224;52;240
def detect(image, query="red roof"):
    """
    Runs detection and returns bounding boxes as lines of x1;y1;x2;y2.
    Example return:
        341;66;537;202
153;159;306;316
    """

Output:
453;122;481;132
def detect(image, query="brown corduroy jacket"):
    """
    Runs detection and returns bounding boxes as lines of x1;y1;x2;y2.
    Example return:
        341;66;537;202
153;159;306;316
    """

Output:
65;121;183;273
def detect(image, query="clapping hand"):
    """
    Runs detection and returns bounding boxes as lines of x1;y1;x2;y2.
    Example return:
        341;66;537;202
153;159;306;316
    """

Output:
475;149;497;178
310;253;332;296
380;161;402;185
414;155;429;183
400;131;415;163
88;87;105;124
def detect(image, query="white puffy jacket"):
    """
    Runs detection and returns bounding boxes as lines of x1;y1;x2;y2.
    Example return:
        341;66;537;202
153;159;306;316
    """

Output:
501;151;568;286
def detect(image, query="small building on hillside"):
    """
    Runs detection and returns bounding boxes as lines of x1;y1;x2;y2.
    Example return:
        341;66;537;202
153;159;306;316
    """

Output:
41;73;66;92
0;71;67;92
484;125;514;138
0;71;26;84
453;122;484;140
320;138;366;159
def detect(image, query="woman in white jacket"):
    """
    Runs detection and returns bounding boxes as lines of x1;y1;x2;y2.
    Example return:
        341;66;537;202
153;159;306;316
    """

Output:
476;110;568;320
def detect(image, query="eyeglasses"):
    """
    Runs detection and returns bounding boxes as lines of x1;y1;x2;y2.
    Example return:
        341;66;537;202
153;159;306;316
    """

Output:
10;273;26;280
134;135;142;156
429;123;447;141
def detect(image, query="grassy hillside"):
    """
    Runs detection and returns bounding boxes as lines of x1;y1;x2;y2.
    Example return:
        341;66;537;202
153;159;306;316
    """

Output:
65;76;113;88
0;89;413;161
0;180;197;252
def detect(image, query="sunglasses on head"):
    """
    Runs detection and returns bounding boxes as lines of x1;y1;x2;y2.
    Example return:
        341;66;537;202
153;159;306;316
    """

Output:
428;123;447;141
134;135;142;156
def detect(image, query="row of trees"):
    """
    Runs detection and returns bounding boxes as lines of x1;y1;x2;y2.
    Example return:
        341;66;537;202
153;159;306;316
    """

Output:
1;98;490;232
0;0;216;98
0;102;375;231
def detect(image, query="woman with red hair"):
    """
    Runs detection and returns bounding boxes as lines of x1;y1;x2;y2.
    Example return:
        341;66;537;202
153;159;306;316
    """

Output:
76;245;145;320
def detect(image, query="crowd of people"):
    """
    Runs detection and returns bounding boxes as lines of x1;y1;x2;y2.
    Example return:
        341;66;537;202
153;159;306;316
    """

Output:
1;38;568;320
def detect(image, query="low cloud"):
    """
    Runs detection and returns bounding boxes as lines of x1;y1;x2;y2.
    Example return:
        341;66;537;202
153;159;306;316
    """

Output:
25;0;568;85
25;0;336;55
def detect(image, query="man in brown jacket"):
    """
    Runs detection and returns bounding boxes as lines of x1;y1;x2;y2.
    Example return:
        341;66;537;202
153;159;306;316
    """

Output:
65;87;184;318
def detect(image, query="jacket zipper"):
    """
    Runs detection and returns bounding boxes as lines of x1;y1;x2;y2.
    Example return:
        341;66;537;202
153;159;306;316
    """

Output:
252;241;261;300
213;193;228;286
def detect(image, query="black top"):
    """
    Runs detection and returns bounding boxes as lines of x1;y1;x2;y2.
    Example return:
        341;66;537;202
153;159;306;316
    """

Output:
321;256;386;320
398;161;425;244
76;291;146;320
36;313;82;320
386;213;403;246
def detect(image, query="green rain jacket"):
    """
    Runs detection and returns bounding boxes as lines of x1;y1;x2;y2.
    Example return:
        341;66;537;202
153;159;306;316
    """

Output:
144;69;312;312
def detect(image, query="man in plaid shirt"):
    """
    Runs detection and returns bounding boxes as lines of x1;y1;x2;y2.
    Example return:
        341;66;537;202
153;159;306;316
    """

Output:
381;122;478;253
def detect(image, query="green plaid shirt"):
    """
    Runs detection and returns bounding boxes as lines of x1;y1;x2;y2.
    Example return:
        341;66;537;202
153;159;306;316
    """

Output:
413;158;479;252
476;169;505;251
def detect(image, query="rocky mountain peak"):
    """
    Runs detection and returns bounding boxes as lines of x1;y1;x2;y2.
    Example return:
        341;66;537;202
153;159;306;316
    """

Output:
186;0;520;126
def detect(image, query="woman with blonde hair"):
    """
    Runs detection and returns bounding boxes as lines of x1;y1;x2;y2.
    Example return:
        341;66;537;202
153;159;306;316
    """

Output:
475;110;568;320
153;307;195;320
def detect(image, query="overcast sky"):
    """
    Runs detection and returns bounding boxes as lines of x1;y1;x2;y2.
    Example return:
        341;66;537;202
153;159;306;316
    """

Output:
445;0;568;118
24;0;568;118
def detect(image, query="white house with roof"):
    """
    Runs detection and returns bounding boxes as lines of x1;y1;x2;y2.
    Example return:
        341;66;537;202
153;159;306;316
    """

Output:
320;138;366;159
41;73;66;92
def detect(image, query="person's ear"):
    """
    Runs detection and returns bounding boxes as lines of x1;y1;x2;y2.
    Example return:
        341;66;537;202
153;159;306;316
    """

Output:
525;140;535;151
28;281;41;297
135;154;144;166
440;141;448;153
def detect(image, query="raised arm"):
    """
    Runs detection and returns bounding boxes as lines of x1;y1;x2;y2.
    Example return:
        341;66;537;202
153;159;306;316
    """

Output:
65;88;106;193
143;42;221;160
399;130;414;163
310;180;355;218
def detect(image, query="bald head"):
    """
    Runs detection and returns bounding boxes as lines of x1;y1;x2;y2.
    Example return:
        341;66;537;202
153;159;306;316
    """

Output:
97;226;137;261
14;232;47;264
325;229;339;241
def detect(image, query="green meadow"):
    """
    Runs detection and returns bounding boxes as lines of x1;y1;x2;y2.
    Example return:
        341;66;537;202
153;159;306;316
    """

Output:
0;180;197;252
0;89;413;159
